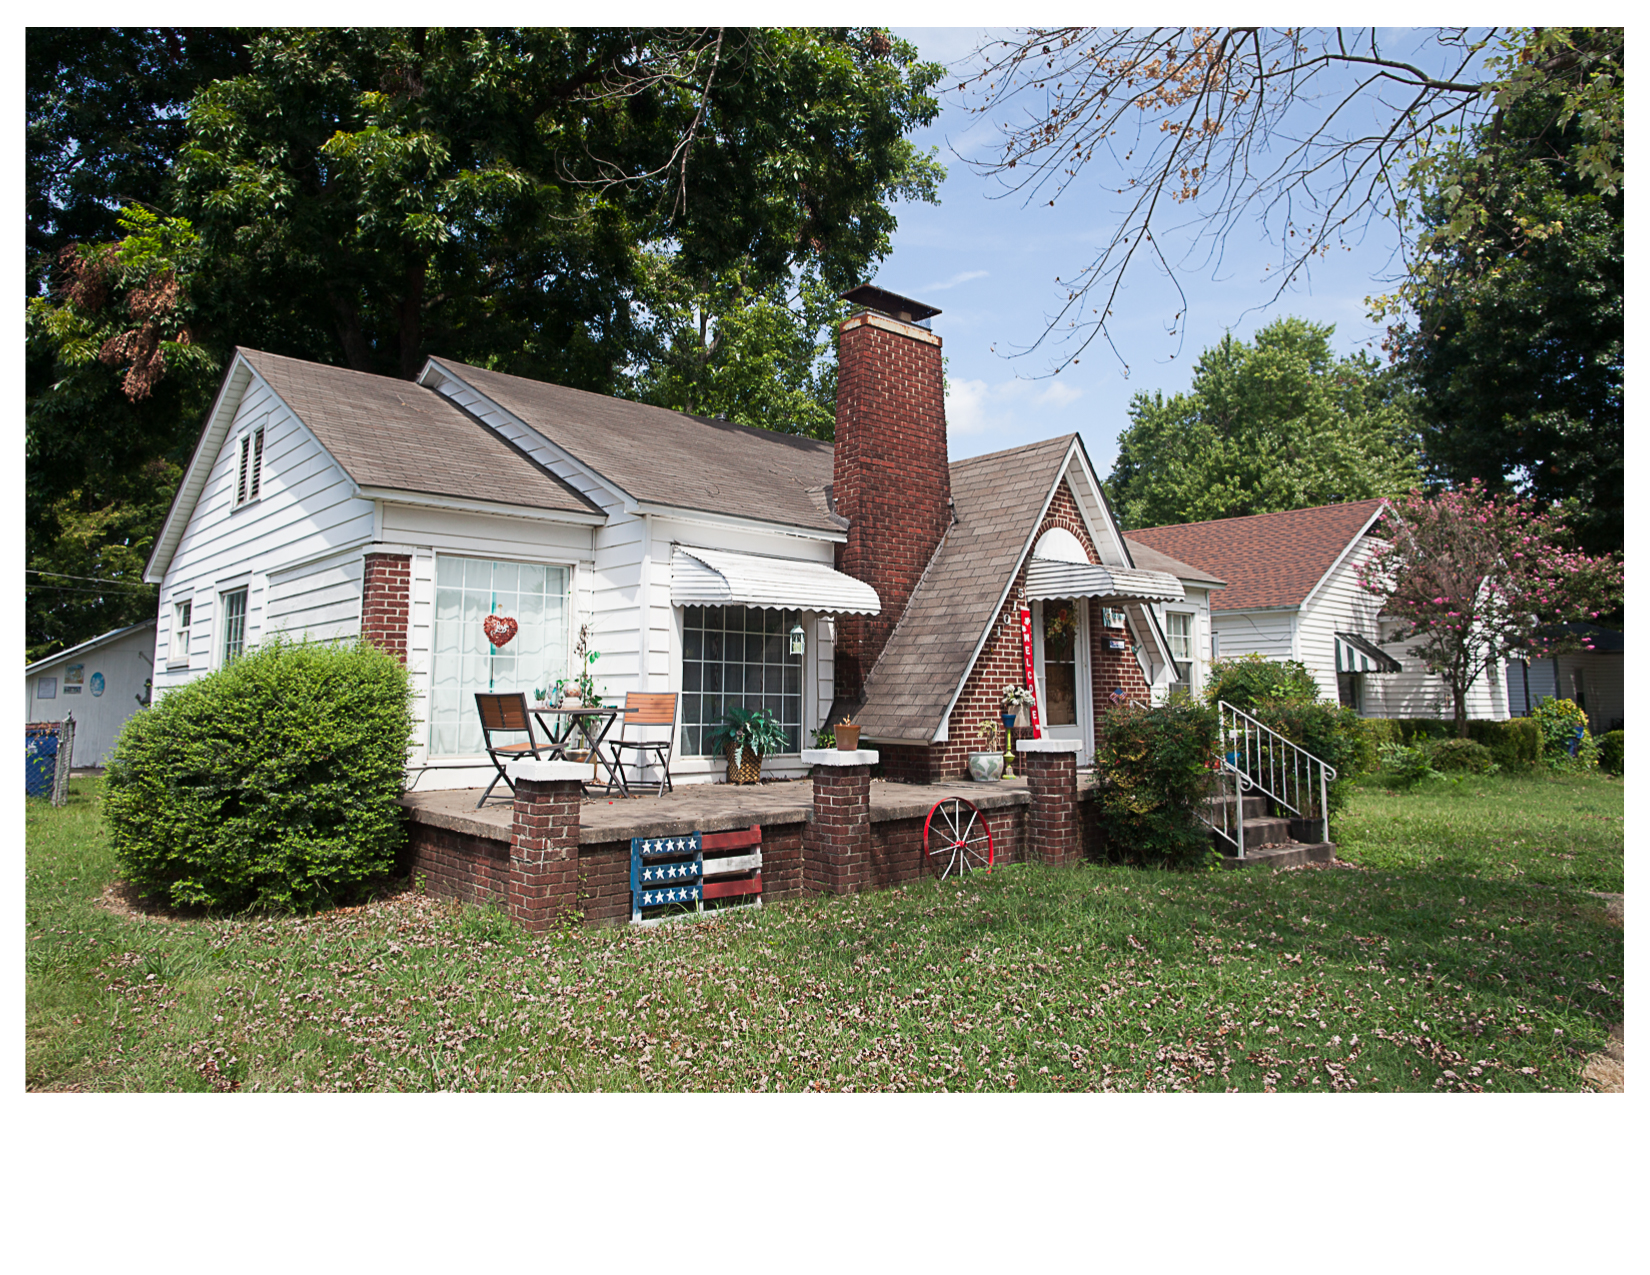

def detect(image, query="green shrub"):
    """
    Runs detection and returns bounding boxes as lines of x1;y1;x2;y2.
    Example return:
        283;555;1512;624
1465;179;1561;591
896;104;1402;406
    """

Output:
1377;742;1440;788
1427;738;1496;774
104;636;415;911
1530;697;1599;771
1203;654;1323;712
1091;700;1220;869
1598;730;1624;776
1464;719;1541;771
1244;700;1364;825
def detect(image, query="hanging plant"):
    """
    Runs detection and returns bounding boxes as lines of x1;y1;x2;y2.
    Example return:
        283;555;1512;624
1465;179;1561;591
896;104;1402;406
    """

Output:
482;614;519;648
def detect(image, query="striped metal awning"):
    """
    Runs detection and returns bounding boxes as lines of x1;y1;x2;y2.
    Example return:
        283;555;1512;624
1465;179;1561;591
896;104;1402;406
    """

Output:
670;546;881;615
1025;557;1185;603
1335;631;1402;674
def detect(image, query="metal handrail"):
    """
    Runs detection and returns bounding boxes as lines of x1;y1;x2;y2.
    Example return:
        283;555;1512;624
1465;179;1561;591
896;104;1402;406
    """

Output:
1213;700;1336;856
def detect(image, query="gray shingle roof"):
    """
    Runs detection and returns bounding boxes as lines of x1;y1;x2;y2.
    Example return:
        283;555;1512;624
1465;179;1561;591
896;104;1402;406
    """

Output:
428;358;838;532
241;349;601;517
855;435;1076;742
1123;538;1227;589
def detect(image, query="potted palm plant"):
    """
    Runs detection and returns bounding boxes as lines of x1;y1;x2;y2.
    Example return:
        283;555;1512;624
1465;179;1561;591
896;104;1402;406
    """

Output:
706;706;791;784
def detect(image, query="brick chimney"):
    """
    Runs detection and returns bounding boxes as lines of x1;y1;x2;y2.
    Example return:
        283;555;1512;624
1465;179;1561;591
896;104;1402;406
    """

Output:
832;285;951;705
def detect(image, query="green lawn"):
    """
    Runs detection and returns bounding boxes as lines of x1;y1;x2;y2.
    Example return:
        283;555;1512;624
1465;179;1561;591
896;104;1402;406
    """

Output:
26;770;1622;1092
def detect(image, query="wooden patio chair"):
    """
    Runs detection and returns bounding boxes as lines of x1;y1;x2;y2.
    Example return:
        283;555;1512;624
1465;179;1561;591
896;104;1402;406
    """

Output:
474;692;548;809
609;692;678;797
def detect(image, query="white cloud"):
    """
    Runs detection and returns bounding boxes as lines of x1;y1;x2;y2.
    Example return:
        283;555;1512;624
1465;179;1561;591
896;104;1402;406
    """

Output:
921;269;990;293
944;375;1084;439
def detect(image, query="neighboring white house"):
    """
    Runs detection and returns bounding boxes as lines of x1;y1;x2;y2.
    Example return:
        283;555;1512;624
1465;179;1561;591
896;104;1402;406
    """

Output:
24;620;156;765
1128;500;1511;721
1124;538;1226;701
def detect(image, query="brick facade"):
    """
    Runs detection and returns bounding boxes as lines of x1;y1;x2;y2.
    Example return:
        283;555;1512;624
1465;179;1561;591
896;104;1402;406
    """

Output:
880;480;1152;782
406;822;511;906
361;552;411;663
803;764;873;894
832;312;952;704
505;777;582;929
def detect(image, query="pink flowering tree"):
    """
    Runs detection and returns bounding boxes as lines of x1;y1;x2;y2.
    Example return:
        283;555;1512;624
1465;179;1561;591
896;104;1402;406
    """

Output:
1357;482;1623;737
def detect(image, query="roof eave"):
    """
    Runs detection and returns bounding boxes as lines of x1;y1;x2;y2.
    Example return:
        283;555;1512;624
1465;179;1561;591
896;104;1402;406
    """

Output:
360;488;608;525
24;619;157;675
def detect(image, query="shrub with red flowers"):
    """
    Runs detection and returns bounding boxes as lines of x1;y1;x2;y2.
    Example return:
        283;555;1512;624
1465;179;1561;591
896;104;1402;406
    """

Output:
1357;482;1623;737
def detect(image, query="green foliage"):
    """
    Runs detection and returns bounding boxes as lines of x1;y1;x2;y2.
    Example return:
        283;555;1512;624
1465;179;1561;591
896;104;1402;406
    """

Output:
1360;717;1539;773
705;705;791;768
1091;700;1220;869
1427;738;1496;775
1107;316;1422;528
1597;731;1623;776
1203;654;1322;713
1530;697;1598;771
103;637;414;911
1376;742;1441;789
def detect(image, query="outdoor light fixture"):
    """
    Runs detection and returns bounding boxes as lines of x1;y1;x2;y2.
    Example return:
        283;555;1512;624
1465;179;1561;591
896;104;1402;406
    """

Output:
789;621;806;656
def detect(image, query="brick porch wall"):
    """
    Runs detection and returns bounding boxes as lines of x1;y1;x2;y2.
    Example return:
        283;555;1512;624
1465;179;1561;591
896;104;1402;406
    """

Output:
406;821;510;907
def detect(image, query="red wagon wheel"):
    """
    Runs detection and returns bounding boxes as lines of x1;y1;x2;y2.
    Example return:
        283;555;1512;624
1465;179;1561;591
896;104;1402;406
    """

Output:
922;797;994;880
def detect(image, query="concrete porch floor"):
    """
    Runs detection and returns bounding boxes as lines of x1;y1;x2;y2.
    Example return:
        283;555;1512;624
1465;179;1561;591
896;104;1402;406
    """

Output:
401;774;1035;845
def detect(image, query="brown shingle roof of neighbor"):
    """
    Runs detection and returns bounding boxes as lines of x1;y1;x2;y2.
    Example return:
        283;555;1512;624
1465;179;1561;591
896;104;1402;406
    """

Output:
855;434;1077;743
1126;499;1386;612
427;357;840;533
1123;538;1226;589
240;348;602;517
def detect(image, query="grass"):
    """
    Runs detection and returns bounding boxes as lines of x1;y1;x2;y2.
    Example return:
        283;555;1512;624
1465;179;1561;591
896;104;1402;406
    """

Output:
26;769;1622;1092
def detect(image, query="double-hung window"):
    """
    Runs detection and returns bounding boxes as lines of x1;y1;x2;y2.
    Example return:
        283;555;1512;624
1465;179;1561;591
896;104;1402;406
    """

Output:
171;599;193;666
235;426;265;506
681;606;803;756
221;589;248;665
1165;611;1194;686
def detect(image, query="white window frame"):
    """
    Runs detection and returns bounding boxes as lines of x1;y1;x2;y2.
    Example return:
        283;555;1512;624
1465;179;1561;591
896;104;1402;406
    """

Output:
235;425;265;508
169;597;194;668
1164;608;1196;689
220;586;249;667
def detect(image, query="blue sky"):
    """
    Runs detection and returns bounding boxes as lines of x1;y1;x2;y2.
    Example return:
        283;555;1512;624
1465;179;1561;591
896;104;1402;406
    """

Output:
879;27;1425;476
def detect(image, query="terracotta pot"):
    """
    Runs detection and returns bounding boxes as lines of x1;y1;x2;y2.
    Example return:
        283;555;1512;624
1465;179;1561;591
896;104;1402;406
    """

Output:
835;724;862;751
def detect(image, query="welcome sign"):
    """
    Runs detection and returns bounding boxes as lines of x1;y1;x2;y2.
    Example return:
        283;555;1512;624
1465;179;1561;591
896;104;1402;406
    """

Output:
1017;607;1042;739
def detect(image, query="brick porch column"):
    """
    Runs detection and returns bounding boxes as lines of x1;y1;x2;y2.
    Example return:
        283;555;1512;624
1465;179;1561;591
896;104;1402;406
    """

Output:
1017;739;1083;867
361;551;412;663
504;759;588;931
800;748;879;895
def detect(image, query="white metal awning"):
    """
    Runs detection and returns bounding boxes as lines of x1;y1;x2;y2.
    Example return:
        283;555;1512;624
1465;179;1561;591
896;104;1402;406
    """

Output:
1024;557;1185;603
670;546;881;614
1335;631;1402;674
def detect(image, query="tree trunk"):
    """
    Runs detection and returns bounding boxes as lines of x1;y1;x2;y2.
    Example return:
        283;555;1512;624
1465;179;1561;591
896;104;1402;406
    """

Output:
394;256;426;380
1453;682;1469;738
327;286;373;373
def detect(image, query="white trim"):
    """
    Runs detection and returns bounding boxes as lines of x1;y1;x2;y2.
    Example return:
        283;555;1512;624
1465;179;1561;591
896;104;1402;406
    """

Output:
1297;504;1388;614
634;501;847;543
359;488;608;525
799;749;881;765
24;620;157;676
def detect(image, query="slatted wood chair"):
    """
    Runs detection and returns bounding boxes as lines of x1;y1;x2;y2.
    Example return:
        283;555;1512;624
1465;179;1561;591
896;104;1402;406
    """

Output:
609;692;679;797
474;692;548;809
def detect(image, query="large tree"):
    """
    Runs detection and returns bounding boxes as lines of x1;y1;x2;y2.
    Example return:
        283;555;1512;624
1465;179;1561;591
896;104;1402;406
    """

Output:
1390;30;1623;555
25;27;944;659
1107;317;1422;529
956;27;1622;374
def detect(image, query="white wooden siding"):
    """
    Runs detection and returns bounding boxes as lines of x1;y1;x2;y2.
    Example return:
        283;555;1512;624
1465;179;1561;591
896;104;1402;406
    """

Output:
1211;609;1297;665
1296;539;1385;701
154;379;375;698
1360;639;1509;721
26;625;156;765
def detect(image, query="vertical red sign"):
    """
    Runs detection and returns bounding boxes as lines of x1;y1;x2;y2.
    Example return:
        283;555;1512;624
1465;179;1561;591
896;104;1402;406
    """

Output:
1018;606;1042;739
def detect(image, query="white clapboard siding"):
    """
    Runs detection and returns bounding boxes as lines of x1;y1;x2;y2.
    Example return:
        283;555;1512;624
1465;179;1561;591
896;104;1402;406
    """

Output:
155;380;375;697
1296;539;1385;701
1360;637;1509;721
1210;608;1297;665
265;550;368;644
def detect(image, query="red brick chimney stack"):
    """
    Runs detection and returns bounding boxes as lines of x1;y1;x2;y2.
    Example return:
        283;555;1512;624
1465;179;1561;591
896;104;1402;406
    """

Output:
832;285;951;705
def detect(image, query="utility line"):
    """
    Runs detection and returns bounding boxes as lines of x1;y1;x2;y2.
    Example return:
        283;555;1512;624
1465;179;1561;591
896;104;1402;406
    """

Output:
27;569;154;589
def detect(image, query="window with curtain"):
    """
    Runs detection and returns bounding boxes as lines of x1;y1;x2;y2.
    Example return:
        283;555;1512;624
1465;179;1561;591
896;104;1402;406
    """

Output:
680;605;803;756
1042;599;1079;726
220;589;247;665
1165;611;1193;685
429;557;570;757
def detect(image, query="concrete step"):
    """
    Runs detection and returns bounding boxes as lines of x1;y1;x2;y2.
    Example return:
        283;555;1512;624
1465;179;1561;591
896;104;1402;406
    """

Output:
1221;841;1337;871
1240;815;1294;848
1203;794;1269;821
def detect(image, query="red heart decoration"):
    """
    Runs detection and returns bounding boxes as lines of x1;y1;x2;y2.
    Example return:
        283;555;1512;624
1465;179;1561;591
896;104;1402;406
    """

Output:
482;614;519;648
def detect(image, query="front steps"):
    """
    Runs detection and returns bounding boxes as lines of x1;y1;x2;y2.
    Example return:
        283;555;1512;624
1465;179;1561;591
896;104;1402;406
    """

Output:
1206;793;1338;870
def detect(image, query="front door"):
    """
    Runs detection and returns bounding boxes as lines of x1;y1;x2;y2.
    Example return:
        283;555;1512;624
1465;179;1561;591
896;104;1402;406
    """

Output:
1032;598;1092;763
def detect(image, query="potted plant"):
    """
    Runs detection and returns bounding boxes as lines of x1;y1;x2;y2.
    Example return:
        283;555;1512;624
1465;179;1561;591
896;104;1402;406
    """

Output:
970;720;1005;782
835;714;861;752
1003;683;1035;729
706;706;791;784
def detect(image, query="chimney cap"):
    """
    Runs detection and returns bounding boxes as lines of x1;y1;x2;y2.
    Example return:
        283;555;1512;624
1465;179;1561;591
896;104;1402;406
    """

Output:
840;284;941;325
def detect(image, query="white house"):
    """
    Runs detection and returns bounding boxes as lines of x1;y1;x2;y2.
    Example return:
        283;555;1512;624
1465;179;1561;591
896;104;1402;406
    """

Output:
1124;538;1226;700
24;620;156;765
1128;500;1511;721
144;286;1184;787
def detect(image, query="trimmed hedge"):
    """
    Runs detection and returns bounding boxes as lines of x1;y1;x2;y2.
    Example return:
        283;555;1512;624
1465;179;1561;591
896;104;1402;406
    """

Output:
1531;697;1599;771
104;636;415;911
1091;699;1221;869
1427;738;1496;774
1359;717;1540;771
1598;731;1624;776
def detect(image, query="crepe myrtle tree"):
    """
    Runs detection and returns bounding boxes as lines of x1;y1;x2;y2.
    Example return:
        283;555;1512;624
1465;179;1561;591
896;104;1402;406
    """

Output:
1356;482;1622;737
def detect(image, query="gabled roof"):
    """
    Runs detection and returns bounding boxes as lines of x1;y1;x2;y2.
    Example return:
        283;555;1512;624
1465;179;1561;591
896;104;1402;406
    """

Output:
25;620;155;675
1123;538;1226;590
241;349;602;517
853;436;1075;743
1126;499;1386;612
425;358;839;534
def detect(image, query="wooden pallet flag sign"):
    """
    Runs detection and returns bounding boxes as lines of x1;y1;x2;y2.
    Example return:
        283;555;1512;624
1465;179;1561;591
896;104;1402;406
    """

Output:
630;825;763;925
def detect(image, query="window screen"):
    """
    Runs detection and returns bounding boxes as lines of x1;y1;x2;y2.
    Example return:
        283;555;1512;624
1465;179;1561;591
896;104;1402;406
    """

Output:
680;606;803;756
